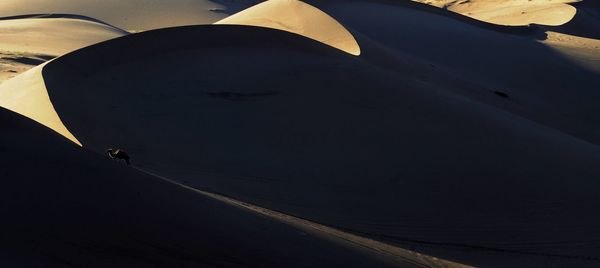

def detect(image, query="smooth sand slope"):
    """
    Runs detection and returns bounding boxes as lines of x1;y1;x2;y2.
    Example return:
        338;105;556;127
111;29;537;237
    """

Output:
412;0;579;26
543;31;600;74
309;0;600;145
36;24;600;267
548;1;600;40
0;15;128;144
407;0;600;79
0;0;257;31
0;107;429;268
216;0;361;55
0;64;80;145
3;0;600;267
0;15;127;83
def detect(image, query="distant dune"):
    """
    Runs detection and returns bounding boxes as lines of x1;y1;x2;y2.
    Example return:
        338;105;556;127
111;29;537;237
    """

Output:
0;0;256;31
412;0;579;26
405;0;600;82
0;15;126;83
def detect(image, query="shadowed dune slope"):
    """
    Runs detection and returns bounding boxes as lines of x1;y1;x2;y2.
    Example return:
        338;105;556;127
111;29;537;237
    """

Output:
410;0;600;40
0;106;417;268
216;0;361;55
309;0;543;37
39;25;600;267
307;0;600;145
0;0;255;31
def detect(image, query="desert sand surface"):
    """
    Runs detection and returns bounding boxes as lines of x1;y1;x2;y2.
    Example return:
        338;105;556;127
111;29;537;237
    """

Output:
0;64;80;145
413;0;579;26
1;106;442;268
410;0;600;78
216;0;361;55
2;0;600;267
0;0;257;31
39;23;600;267
0;15;127;84
543;31;600;73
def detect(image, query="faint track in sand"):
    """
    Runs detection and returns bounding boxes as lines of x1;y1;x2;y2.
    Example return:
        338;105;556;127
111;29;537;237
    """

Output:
133;167;470;268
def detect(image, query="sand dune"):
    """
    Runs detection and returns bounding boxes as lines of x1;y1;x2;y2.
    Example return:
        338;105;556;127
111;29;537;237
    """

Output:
1;0;600;267
543;31;600;73
413;0;579;26
216;0;361;55
0;64;80;145
0;106;424;268
544;1;600;40
0;15;127;83
0;15;127;55
0;52;50;84
0;0;257;31
36;24;600;267
309;0;600;145
0;15;128;144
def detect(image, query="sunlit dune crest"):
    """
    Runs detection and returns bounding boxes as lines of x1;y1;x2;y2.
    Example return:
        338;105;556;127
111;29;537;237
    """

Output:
216;0;361;55
413;0;578;26
0;64;81;145
0;16;126;145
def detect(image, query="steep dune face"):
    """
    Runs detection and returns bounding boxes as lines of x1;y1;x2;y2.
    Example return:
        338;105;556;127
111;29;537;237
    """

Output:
216;0;361;55
40;25;600;267
0;64;80;145
0;106;410;268
0;0;255;31
0;16;128;143
413;0;579;26
0;16;127;83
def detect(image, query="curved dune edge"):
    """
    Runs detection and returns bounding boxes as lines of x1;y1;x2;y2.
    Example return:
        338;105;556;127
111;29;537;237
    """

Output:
0;63;81;145
0;16;127;56
0;0;229;31
0;16;128;84
412;0;578;26
216;0;361;56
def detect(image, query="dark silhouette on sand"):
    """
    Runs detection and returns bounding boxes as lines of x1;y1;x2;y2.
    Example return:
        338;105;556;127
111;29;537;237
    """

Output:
106;148;130;165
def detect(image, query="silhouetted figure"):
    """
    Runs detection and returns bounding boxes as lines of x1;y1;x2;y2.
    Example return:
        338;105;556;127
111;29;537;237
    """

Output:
106;148;130;165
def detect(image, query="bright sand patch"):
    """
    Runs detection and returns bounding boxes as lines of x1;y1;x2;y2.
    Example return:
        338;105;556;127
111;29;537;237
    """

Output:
0;17;127;56
216;0;361;55
543;31;600;73
0;63;81;145
413;0;578;26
